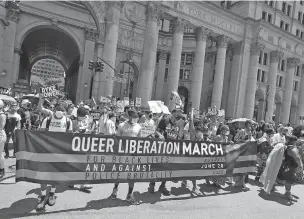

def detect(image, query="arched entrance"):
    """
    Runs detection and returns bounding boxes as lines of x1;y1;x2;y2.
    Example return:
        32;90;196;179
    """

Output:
274;93;282;125
113;60;139;100
254;89;265;122
290;98;297;125
18;28;80;102
178;86;189;113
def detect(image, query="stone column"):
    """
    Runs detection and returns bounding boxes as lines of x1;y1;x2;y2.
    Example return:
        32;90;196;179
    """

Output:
98;2;123;98
137;3;162;108
0;2;9;81
155;50;167;100
12;48;21;83
3;4;19;85
91;40;103;100
281;57;299;123
166;18;188;104
211;35;230;108
265;51;284;121
190;27;210;110
297;66;304;124
243;43;265;119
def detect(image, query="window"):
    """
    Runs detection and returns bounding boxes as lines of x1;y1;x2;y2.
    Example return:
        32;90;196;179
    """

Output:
185;54;193;65
296;29;300;37
269;1;274;7
166;53;170;65
277;75;283;87
282;2;286;14
164;68;168;82
301;31;304;38
214;54;217;65
179;69;183;79
261;71;266;82
257;69;261;81
294;81;299;91
295;66;300;77
263;53;268;65
281;60;285;72
181;54;185;65
268;14;272;23
287;5;291;16
184;69;190;80
285;23;289;31
299;12;302;21
301;1;304;6
259;51;262;64
262;11;267;20
220;1;225;7
280;20;284;29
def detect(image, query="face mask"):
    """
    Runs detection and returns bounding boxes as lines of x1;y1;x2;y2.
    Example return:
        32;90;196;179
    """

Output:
131;118;138;124
55;111;63;119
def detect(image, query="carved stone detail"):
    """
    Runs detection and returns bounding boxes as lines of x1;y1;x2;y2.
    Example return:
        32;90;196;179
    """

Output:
126;52;133;60
172;18;189;34
195;27;211;42
109;1;125;12
270;51;284;63
158;50;168;60
205;52;214;62
14;48;21;55
216;35;230;49
287;57;300;69
85;28;98;41
250;42;265;56
6;5;20;22
146;2;162;23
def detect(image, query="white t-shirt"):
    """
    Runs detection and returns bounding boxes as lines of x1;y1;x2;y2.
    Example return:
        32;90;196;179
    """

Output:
41;116;73;132
99;114;108;133
117;121;141;137
7;112;21;122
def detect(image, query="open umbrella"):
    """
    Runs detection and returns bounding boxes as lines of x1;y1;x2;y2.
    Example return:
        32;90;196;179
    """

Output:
228;118;257;124
0;94;16;103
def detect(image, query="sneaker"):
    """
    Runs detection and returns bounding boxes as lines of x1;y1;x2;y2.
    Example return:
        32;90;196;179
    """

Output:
47;192;56;206
36;195;48;211
0;169;5;179
191;187;203;196
159;186;171;196
284;192;297;202
148;186;155;194
242;184;250;191
126;194;140;205
181;180;187;188
111;188;118;199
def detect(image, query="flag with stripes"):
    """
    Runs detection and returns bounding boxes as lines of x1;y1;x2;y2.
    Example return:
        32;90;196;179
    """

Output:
15;130;257;185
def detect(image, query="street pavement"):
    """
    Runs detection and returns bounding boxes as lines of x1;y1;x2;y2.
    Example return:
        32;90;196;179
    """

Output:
1;154;304;219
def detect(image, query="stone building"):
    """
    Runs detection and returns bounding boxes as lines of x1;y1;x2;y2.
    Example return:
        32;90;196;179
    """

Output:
0;1;304;124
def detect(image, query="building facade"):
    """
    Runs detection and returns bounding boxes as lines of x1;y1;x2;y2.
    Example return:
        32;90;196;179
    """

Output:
0;1;304;124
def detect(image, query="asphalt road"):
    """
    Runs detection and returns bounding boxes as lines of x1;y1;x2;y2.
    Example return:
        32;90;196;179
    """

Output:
1;156;304;219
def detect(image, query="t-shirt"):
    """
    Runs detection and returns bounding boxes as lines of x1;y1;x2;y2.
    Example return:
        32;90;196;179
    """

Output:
117;121;141;137
105;119;116;135
5;112;21;132
183;123;190;140
41;116;73;132
99;114;108;134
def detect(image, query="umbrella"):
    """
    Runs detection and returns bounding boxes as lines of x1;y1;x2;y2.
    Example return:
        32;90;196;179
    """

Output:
0;94;16;103
228;118;257;124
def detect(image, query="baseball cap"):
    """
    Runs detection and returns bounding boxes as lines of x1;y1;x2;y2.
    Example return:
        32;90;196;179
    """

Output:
128;109;139;118
21;99;30;105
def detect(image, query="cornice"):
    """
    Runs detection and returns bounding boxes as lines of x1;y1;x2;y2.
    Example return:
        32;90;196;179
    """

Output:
51;1;89;14
20;4;97;31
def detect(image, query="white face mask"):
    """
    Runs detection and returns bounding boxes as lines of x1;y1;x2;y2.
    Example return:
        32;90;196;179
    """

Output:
131;118;138;124
55;111;64;119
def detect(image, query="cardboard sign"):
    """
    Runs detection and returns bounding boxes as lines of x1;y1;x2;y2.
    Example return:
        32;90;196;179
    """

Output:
147;101;171;114
116;101;124;113
40;85;59;98
207;107;218;116
100;96;110;103
218;109;225;117
135;98;141;107
90;111;101;121
124;97;129;102
141;124;156;137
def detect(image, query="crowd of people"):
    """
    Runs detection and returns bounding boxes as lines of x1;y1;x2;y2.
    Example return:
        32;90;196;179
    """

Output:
0;93;303;211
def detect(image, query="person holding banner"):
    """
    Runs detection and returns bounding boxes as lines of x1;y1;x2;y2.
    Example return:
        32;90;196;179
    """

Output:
110;109;142;205
0;100;7;179
36;104;73;211
104;112;117;135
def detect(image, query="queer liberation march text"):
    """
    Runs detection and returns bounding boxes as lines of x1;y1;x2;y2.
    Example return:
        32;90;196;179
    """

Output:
15;130;257;185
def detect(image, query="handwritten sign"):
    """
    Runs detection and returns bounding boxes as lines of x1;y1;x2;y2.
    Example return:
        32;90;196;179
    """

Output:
116;101;124;113
141;124;156;137
0;87;9;94
40;85;59;98
135;97;141;107
90;111;101;121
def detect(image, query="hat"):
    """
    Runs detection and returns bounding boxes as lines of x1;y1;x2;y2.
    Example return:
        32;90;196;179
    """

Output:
265;128;275;135
55;105;66;112
84;105;91;110
221;125;230;132
21;99;30;105
286;135;298;145
127;109;139;118
77;107;88;117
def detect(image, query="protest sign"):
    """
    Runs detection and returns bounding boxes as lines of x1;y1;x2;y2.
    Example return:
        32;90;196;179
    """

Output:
15;130;257;185
0;86;9;94
130;100;134;107
116;101;124;113
141;124;155;137
100;96;110;103
90;111;101;121
135;98;141;107
40;85;59;98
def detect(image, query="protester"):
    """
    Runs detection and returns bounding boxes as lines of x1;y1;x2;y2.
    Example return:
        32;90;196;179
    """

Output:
110;109;142;205
105;112;116;135
18;99;31;130
4;102;21;158
0;99;7;179
37;104;73;211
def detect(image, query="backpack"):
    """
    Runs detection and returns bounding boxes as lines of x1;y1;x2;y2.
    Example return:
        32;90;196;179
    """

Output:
45;116;71;132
